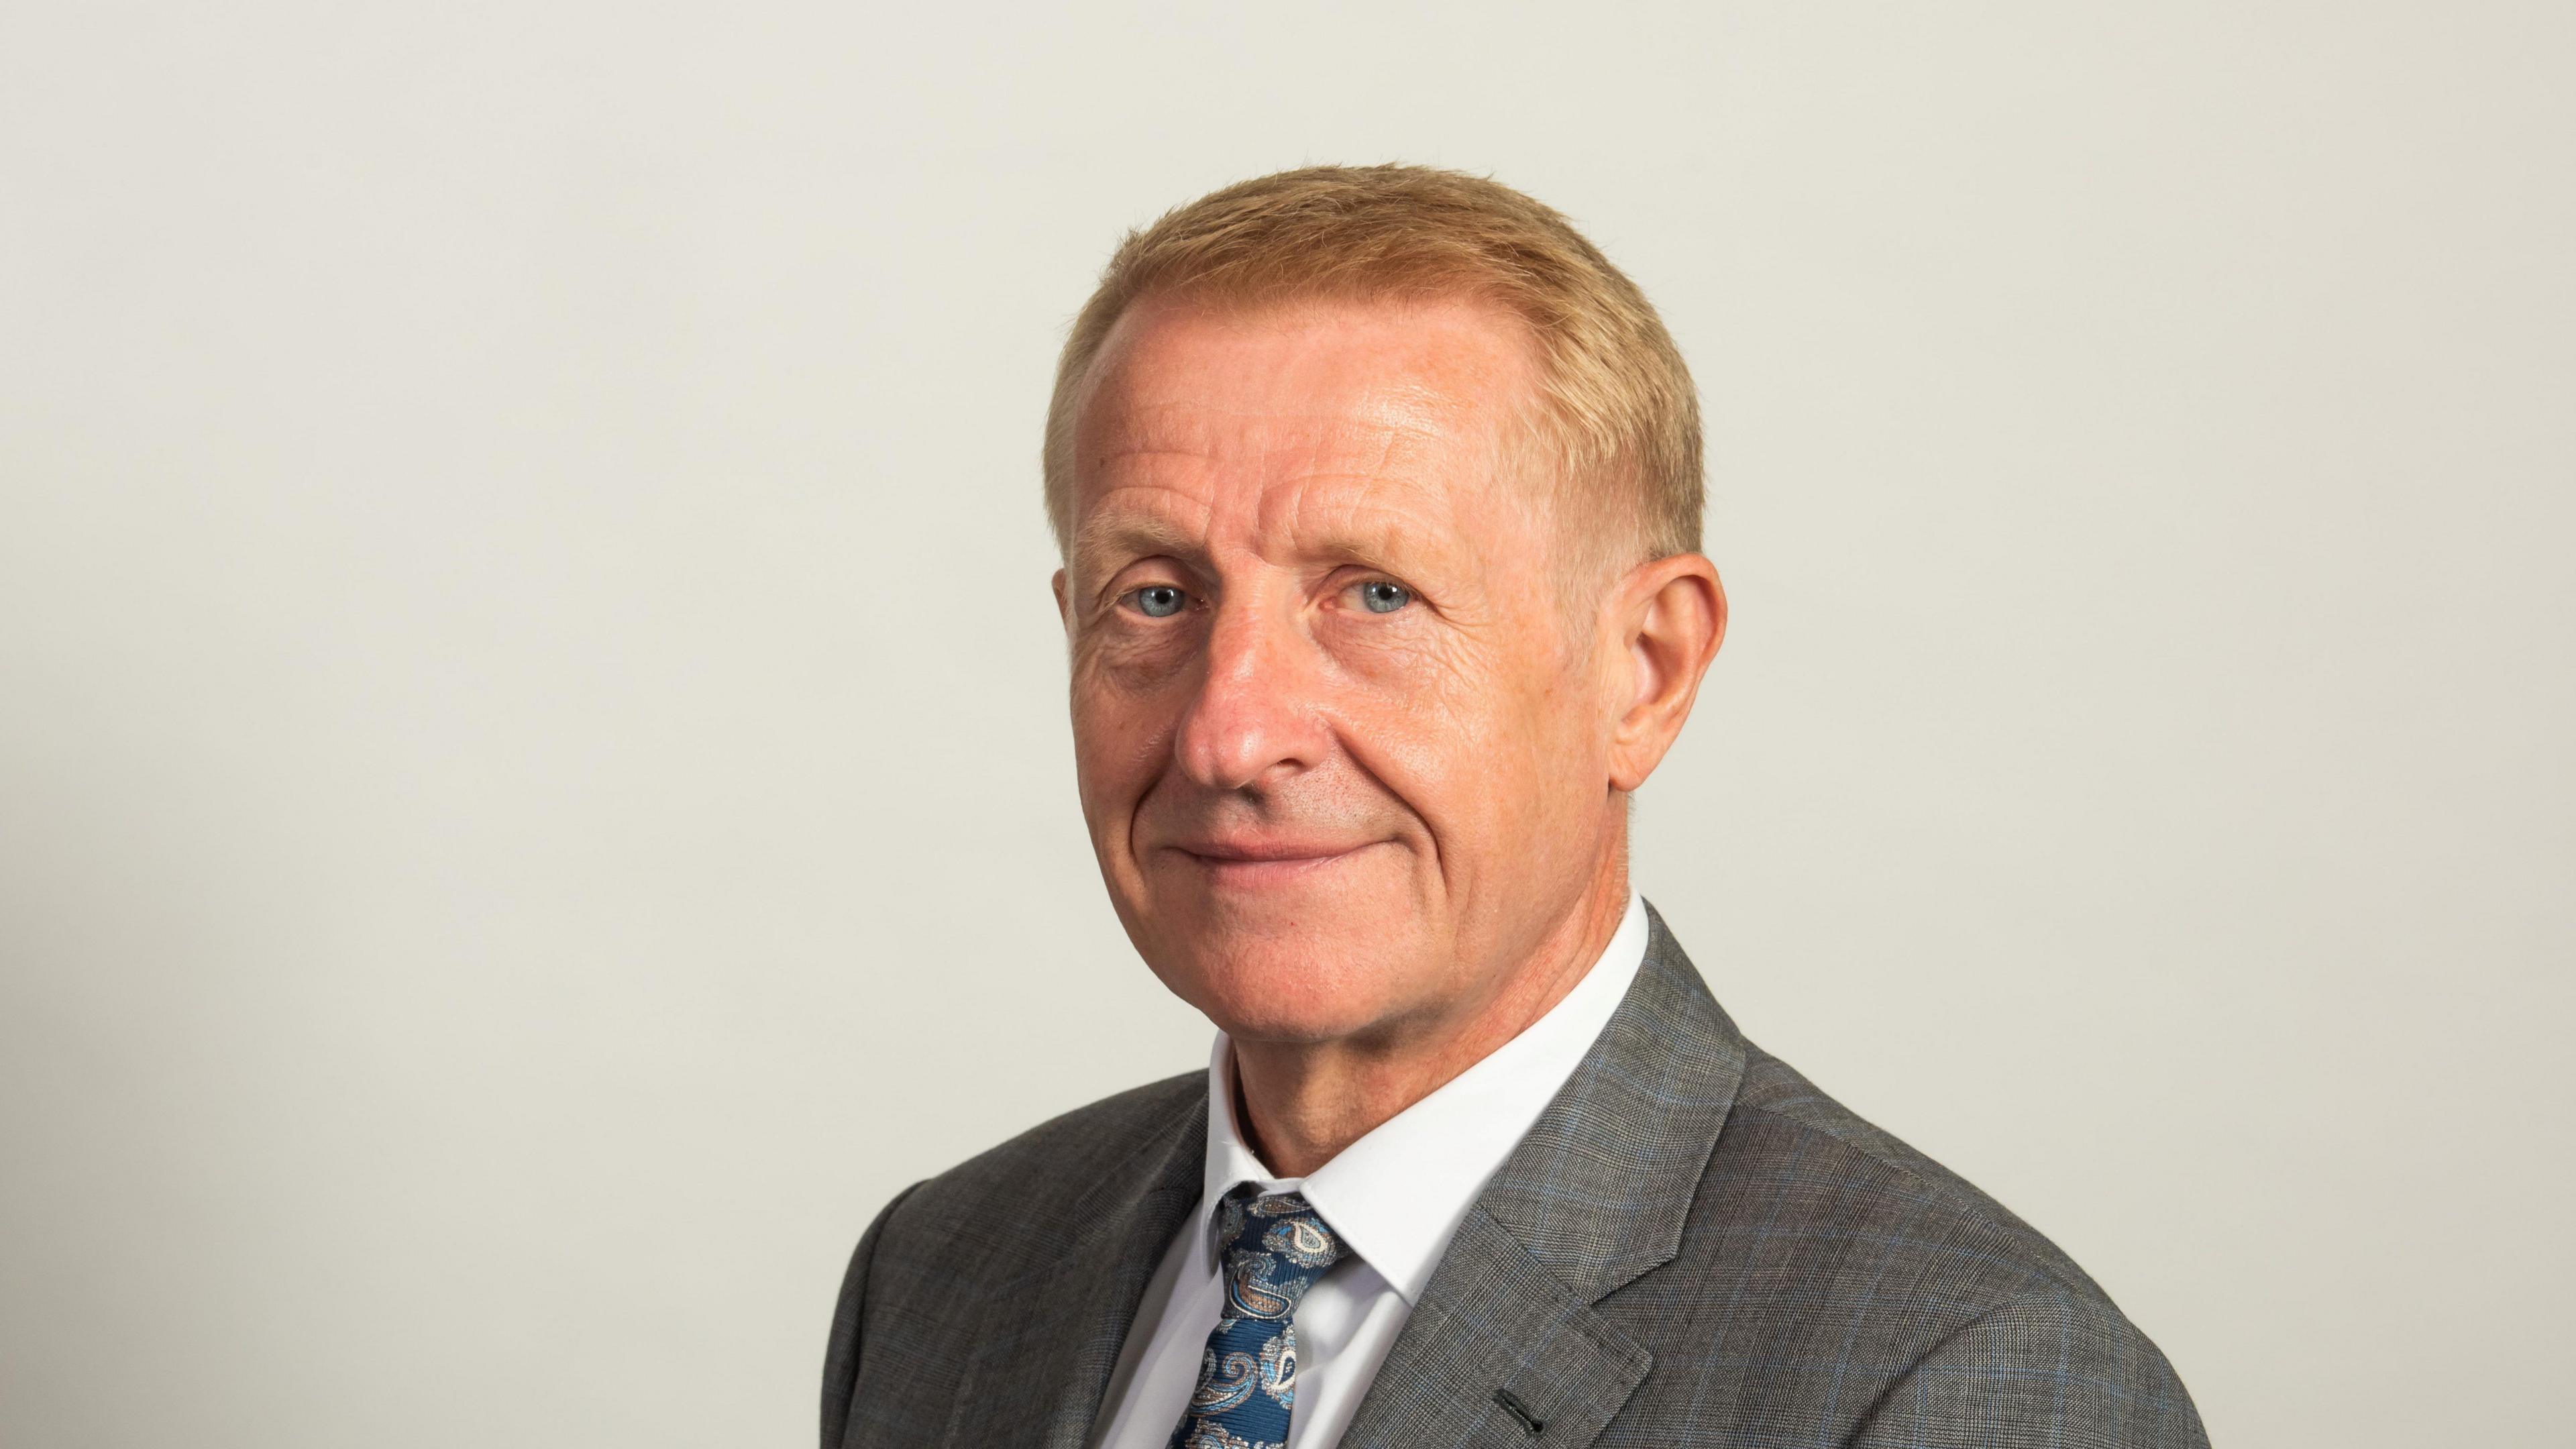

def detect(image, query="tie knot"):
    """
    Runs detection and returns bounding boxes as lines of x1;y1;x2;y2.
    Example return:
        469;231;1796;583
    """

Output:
1212;1189;1344;1320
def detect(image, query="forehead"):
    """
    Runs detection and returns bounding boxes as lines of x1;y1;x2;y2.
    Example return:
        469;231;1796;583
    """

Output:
1067;294;1545;560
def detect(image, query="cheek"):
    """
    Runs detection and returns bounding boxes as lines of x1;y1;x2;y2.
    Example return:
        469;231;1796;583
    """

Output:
1069;657;1181;819
1334;634;1572;835
1066;634;1205;824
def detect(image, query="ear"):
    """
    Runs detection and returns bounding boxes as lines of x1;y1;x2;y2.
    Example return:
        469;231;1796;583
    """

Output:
1051;568;1070;631
1605;553;1726;792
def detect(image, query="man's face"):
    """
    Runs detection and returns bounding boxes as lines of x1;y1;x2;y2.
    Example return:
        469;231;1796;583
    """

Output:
1058;294;1624;1049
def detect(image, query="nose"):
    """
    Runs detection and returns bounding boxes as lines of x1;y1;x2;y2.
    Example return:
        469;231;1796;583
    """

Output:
1171;590;1326;792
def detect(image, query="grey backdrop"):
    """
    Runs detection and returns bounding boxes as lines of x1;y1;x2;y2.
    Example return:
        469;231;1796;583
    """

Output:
4;3;2569;1446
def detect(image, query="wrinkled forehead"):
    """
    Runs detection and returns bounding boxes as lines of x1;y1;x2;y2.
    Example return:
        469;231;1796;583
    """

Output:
1066;294;1550;566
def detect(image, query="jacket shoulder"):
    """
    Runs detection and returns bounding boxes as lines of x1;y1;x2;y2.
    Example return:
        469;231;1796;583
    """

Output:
1616;1042;2204;1443
824;1070;1204;1447
1720;1043;2111;1303
877;1068;1203;1254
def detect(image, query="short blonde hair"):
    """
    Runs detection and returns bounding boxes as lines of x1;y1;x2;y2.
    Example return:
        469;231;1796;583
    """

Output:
1043;164;1703;570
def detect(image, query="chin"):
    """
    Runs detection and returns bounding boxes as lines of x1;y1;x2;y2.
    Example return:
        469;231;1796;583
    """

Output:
1116;846;1420;1026
1138;906;1432;1046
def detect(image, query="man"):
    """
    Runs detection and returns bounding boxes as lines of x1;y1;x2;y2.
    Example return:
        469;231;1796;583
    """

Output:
823;166;2206;1449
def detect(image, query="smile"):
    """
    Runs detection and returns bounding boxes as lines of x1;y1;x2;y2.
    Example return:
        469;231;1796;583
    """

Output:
1167;841;1380;883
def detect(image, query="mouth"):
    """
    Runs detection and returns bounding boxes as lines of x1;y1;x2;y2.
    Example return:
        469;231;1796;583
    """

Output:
1161;839;1381;885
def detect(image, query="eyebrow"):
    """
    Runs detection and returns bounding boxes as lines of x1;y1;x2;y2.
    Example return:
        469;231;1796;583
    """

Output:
1069;510;1207;583
1068;456;1456;595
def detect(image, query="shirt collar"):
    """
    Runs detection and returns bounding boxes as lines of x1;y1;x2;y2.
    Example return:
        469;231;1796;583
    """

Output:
1195;893;1650;1305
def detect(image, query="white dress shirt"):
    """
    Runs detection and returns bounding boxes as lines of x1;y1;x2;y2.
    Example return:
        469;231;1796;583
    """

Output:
1088;895;1650;1449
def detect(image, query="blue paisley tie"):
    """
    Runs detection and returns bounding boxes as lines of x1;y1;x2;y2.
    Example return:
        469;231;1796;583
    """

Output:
1166;1187;1347;1449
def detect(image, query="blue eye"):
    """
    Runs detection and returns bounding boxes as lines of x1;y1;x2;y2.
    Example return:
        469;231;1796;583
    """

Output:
1130;584;1187;618
1358;580;1412;614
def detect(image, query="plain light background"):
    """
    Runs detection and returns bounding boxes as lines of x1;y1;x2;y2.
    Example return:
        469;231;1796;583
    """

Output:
3;3;2569;1445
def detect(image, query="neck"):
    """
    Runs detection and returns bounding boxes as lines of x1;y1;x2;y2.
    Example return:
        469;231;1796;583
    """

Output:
1226;865;1631;1178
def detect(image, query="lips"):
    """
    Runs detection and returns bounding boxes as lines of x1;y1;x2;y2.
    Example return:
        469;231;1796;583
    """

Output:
1170;839;1368;864
1154;837;1385;885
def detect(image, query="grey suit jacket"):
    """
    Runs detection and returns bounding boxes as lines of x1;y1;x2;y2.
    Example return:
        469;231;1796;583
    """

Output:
824;904;2208;1448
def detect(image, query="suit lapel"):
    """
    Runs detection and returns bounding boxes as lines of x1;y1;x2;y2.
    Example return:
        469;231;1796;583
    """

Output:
938;1091;1205;1449
1339;1206;1652;1448
1339;902;1747;1449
